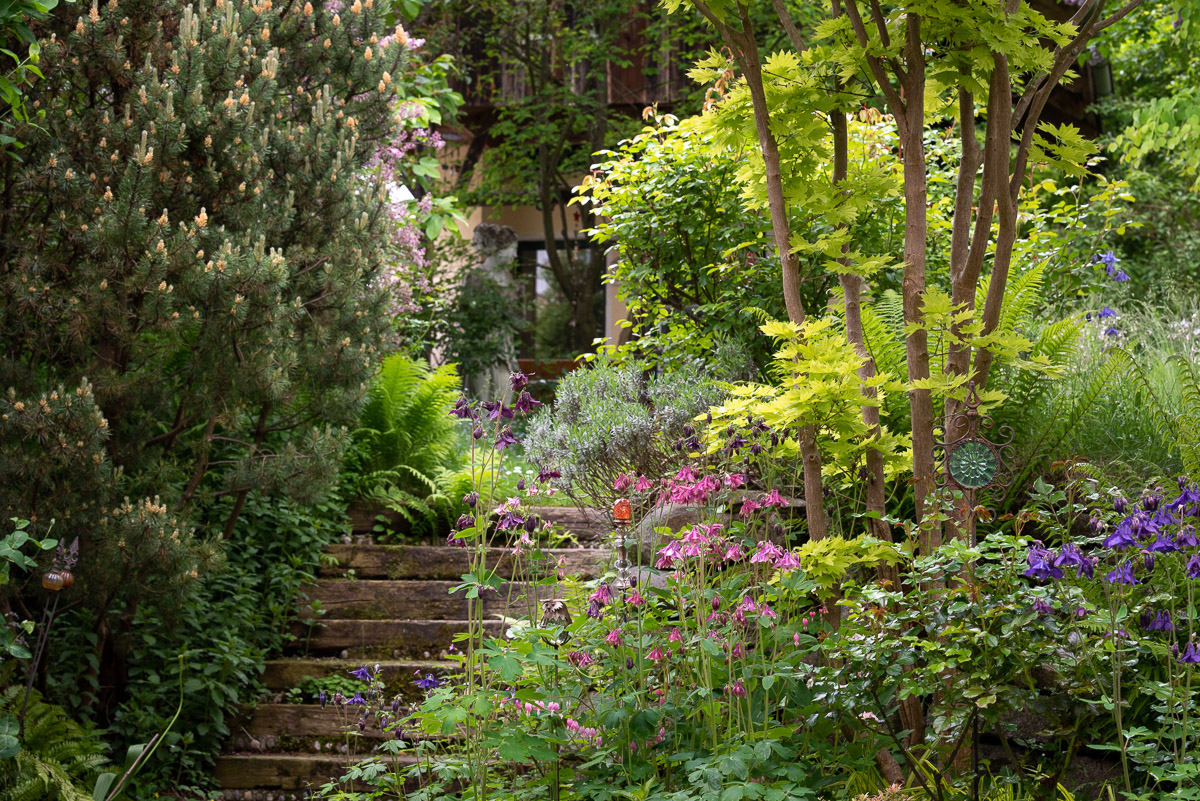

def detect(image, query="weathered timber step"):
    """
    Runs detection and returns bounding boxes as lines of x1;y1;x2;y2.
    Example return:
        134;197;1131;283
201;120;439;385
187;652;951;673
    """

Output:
290;619;506;659
301;579;579;621
262;658;455;692
318;544;609;581
348;503;611;541
234;704;428;744
214;753;418;791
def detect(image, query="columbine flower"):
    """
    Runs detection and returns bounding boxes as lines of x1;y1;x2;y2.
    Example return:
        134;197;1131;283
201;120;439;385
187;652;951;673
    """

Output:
668;627;683;644
647;644;665;662
750;540;783;564
613;473;632;492
1024;543;1063;581
1111;269;1130;282
1105;562;1140;585
350;664;374;681
605;628;623;647
675;464;699;482
481;400;514;420
536;467;561;483
1099;306;1117;318
1114;496;1128;514
722;541;744;563
1178;641;1200;664
347;692;367;705
1104;326;1120;337
1179;526;1200;549
415;672;441;691
463;491;478;508
1141;609;1175;632
1103;517;1138;550
762;489;787;508
450;396;475;419
1032;598;1053;614
725;473;746;489
1146;532;1179;553
635;475;653;492
739;498;762;518
627;589;645;607
774;550;802;571
510;371;532;392
1186;553;1200;579
495;428;519;449
566;650;594;667
728;679;746;698
513;391;542;414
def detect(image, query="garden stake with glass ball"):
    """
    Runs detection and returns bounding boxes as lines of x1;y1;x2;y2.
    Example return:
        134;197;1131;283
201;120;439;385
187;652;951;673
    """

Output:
20;533;78;733
540;598;573;801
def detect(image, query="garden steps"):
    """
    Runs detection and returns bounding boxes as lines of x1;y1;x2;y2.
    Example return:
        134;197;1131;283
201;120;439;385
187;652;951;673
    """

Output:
214;507;611;799
300;578;566;620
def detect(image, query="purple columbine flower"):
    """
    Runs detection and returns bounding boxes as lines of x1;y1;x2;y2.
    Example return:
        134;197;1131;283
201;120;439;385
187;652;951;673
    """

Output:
319;690;328;708
1144;550;1156;573
347;692;367;706
1143;493;1162;513
1111;269;1130;282
450;396;476;420
495;428;519;450
1088;515;1105;535
1032;598;1054;614
496;508;524;530
1165;483;1200;513
1178;641;1200;664
446;530;467;548
473;426;484;440
1024;543;1064;581
1114;496;1128;514
415;673;441;690
1179;526;1200;549
513;391;542;414
463;491;479;508
1104;326;1120;337
1186;553;1200;579
350;665;374;682
510;371;533;392
1146;532;1179;553
481;401;514;420
1105;562;1140;585
536;467;561;483
1099;306;1117;318
1104;517;1138;550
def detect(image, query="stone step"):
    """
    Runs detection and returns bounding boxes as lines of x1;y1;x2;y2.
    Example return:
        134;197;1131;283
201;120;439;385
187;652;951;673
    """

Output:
288;619;506;659
318;544;608;581
302;579;576;621
261;658;455;692
213;753;418;792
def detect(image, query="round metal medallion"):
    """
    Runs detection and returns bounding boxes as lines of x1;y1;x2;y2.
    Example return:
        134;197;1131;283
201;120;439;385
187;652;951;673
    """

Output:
947;440;998;489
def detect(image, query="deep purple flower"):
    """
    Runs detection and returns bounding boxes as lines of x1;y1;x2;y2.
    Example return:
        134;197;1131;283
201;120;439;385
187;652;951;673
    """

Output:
1187;553;1200;579
513;391;542;414
415;673;441;691
1146;532;1179;553
1104;326;1120;337
510;371;533;393
463;491;479;508
1099;306;1117;318
473;426;485;440
1105;562;1140;585
1178;642;1200;665
450;396;476;420
1024;543;1064;581
1103;517;1138;550
1111;269;1130;282
455;513;473;530
1178;525;1199;549
1165;484;1200;513
1075;606;1089;618
1088;516;1105;535
1032;598;1054;614
536;467;561;483
1142;493;1162;513
319;690;328;708
1144;550;1156;573
1114;497;1128;514
1095;250;1120;268
496;508;525;530
346;692;367;706
481;401;514;420
447;530;467;548
350;665;374;682
495;428;519;450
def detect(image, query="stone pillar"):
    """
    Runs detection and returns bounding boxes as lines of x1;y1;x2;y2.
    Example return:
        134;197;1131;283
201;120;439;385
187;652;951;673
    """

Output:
466;223;519;400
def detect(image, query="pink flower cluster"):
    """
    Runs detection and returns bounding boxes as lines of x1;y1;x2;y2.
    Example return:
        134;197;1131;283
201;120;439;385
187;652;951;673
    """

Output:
748;540;803;571
613;473;654;492
565;718;602;746
655;522;740;569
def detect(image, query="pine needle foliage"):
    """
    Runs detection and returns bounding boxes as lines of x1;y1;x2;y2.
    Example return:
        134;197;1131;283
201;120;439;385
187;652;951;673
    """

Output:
0;687;109;801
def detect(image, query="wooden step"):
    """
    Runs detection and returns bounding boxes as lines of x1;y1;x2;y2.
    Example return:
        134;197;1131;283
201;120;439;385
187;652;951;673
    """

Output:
290;619;506;659
302;579;580;621
347;503;611;541
261;658;455;692
318;544;608;581
214;753;418;791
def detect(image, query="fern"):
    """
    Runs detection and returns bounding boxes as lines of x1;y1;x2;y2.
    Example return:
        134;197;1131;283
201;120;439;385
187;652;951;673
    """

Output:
0;686;108;801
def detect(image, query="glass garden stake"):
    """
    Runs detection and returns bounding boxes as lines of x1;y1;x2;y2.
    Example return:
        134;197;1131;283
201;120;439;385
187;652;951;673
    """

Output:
612;498;634;591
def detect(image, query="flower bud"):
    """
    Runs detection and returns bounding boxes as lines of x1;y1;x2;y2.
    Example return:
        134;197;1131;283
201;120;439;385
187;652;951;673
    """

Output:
517;478;526;491
473;426;484;440
463;491;478;508
1114;496;1127;514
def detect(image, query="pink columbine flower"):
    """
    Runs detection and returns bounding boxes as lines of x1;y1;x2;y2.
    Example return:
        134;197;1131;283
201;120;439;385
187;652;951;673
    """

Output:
763;489;787;508
668;627;683;643
774;550;802;571
605;628;623;647
739;595;757;613
627;589;646;607
647;645;665;662
613;473;633;492
675;464;699;482
729;679;746;697
750;540;783;564
722;542;744;562
635;475;653;492
759;602;778;622
739;498;762;518
725;473;746;489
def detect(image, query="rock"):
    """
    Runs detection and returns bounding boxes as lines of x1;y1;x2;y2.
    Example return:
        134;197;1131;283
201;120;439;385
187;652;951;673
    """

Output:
339;649;349;660
633;503;702;555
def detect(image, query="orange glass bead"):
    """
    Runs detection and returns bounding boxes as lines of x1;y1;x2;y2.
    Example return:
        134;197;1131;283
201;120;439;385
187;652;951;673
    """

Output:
60;570;75;589
613;498;632;522
42;570;65;592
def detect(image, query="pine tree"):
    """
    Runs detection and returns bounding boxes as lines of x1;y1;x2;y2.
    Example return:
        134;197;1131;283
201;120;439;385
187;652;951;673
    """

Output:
0;0;454;675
